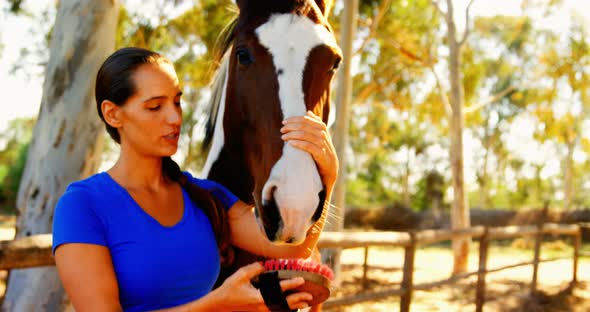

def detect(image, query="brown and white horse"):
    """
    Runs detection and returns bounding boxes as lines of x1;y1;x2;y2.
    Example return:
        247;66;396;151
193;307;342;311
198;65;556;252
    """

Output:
201;0;341;303
202;0;340;246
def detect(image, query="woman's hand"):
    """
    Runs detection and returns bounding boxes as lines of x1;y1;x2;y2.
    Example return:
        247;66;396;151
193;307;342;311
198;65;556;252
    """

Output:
281;111;339;189
212;262;313;311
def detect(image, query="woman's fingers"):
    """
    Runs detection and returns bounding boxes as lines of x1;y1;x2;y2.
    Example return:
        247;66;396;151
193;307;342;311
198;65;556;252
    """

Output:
281;129;324;144
279;277;312;308
279;277;305;291
282;113;327;132
287;140;323;156
285;291;313;310
236;262;266;281
281;112;330;149
281;111;338;187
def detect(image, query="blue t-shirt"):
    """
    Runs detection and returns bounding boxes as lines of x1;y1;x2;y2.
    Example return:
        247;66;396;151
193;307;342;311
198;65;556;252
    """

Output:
52;171;239;312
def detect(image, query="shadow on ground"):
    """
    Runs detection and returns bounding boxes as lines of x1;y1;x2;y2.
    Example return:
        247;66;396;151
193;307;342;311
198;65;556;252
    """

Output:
330;262;590;312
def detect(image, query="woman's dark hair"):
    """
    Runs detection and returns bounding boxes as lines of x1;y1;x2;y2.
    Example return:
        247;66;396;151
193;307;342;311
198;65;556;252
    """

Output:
95;47;233;265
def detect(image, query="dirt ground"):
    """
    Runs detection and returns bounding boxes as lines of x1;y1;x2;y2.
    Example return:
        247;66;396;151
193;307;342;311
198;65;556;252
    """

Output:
0;215;589;311
326;244;590;311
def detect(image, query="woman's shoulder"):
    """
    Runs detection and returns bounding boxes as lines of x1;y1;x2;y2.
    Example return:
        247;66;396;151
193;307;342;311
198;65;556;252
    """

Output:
58;172;112;206
182;171;218;189
63;172;108;195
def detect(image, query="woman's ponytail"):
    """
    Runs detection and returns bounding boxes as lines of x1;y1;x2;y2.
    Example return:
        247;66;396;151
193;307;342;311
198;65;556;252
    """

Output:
161;157;234;265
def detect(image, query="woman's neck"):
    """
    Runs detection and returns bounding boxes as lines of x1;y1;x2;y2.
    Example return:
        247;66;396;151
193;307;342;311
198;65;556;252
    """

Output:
107;146;169;191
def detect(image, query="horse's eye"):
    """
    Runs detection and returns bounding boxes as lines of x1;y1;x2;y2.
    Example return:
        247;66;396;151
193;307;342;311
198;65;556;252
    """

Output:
236;48;253;65
331;57;342;72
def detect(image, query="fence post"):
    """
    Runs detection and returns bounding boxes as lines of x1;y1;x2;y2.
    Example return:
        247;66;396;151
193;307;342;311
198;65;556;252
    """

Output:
400;232;416;312
362;246;369;290
572;227;581;285
530;206;548;295
475;227;490;312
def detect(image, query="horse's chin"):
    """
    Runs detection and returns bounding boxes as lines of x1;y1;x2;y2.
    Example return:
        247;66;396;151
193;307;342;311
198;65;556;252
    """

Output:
254;212;309;246
255;189;327;246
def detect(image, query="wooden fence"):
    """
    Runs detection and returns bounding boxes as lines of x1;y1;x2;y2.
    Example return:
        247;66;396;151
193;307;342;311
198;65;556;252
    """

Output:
0;223;585;311
318;223;584;311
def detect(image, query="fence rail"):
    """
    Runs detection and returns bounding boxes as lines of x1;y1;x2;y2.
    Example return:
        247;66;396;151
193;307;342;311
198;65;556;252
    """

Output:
0;223;585;311
318;222;583;311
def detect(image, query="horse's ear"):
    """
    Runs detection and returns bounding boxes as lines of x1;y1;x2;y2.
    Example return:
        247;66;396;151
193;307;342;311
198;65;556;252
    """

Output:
314;0;334;18
236;0;246;11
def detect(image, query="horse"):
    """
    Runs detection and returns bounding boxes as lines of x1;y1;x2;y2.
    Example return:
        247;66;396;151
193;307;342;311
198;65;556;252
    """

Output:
200;0;341;309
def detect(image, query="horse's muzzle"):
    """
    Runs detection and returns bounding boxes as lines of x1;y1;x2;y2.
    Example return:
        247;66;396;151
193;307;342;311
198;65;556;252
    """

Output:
261;188;327;244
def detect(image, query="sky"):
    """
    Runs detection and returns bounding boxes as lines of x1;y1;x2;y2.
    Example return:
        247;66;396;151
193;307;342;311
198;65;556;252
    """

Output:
1;0;590;190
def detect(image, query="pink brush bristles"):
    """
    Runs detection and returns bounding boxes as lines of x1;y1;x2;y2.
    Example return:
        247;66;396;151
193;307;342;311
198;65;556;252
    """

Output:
261;258;334;281
257;258;334;306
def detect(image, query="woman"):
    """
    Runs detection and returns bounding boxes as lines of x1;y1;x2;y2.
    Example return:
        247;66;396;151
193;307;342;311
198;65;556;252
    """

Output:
52;47;338;311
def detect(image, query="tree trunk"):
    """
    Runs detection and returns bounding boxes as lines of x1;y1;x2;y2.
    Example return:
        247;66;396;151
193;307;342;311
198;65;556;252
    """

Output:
478;120;490;209
446;0;471;275
321;0;358;285
402;148;411;206
478;155;489;209
431;196;442;227
534;164;543;205
3;1;119;310
563;138;575;210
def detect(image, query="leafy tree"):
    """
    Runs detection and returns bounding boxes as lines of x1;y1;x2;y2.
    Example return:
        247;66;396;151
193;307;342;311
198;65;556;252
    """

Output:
430;0;476;274
1;143;29;212
531;17;590;210
412;170;446;221
0;118;35;211
467;15;535;208
346;0;442;209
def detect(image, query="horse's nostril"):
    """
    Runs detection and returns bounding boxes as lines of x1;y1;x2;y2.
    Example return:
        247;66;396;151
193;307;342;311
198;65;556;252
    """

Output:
261;187;281;242
285;237;295;244
311;189;327;222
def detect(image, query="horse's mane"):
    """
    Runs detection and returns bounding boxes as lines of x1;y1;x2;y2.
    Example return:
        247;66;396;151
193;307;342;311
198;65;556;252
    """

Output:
202;14;238;152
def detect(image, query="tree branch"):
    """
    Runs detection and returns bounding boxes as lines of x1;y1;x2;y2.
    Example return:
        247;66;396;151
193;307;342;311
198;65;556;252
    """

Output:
430;0;445;16
464;84;518;115
459;0;476;46
384;38;429;64
430;66;453;118
355;66;402;104
355;0;393;56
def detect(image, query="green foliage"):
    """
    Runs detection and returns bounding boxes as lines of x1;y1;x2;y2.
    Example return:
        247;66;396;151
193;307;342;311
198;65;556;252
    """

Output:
7;0;24;14
6;0;590;214
1;143;29;212
0;118;34;212
345;0;444;210
412;170;446;212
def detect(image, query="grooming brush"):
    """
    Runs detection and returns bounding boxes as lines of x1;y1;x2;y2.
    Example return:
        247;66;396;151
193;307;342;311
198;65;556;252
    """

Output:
259;258;334;306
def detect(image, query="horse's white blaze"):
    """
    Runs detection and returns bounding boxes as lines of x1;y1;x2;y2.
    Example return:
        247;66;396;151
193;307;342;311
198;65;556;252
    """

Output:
256;14;338;243
200;54;230;178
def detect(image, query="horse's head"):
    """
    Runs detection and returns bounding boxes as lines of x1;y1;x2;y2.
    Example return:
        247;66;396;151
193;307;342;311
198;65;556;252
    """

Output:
202;0;341;245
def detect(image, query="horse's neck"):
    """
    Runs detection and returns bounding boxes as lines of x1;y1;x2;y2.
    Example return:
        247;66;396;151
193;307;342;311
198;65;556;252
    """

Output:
204;149;255;204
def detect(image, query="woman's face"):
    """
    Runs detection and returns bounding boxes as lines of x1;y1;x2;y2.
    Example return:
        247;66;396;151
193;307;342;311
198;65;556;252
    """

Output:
117;61;183;157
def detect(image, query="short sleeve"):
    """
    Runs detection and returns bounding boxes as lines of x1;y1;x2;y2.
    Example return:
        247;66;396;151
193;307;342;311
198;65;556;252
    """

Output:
52;185;107;254
183;171;240;211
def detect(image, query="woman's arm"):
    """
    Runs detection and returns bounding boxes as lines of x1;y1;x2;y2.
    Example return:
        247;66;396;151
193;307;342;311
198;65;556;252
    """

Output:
55;244;218;312
227;195;331;260
56;245;311;312
55;244;123;312
153;262;311;312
